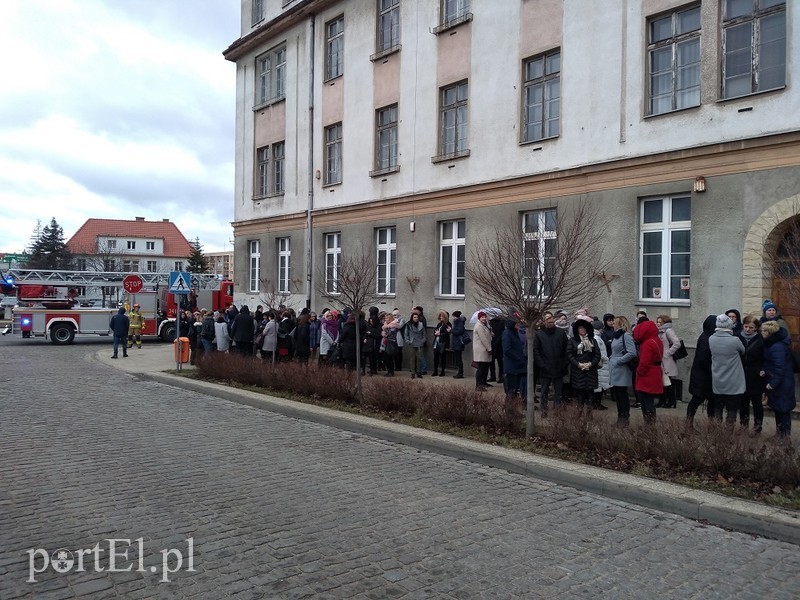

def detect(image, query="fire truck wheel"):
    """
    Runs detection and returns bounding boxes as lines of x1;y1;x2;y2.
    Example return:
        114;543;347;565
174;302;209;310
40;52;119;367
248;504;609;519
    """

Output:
50;324;76;345
160;323;177;343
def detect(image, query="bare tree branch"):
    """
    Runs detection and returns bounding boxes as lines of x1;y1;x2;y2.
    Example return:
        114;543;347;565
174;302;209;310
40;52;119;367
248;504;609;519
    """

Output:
466;200;616;435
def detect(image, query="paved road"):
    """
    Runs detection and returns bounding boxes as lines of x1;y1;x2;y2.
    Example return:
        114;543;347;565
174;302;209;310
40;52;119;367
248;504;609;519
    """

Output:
1;341;799;599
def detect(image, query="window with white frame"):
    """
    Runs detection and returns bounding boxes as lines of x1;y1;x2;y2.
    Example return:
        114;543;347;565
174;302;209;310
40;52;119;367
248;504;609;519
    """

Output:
325;233;341;294
325;16;344;80
256;142;285;197
127;241;136;250
375;105;398;172
174;261;183;271
76;258;86;271
377;0;400;53
522;209;557;297
324;123;342;185
108;240;116;249
640;196;691;301
439;220;465;296
522;50;561;142
146;260;157;272
722;0;785;99
256;44;286;106
647;5;700;115
278;237;291;293
376;227;396;295
122;260;139;273
441;0;469;25
249;240;261;293
252;0;264;25
439;81;468;157
146;241;155;250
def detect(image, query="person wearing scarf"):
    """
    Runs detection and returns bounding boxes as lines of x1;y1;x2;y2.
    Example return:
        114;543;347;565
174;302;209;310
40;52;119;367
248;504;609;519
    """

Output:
567;316;601;410
320;309;341;363
739;315;765;434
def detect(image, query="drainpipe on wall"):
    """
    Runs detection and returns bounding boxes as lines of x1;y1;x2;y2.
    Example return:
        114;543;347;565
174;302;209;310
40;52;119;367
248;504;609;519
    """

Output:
305;14;315;311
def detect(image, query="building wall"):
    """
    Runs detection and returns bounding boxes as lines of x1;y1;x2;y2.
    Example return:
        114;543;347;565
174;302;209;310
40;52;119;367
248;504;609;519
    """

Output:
226;0;800;372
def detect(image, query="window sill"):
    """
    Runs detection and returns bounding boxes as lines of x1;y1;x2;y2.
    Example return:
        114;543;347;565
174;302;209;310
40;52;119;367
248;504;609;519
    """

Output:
252;193;284;201
717;85;786;104
323;74;343;85
251;17;265;28
431;150;470;164
520;135;558;147
322;181;342;189
644;103;700;119
636;300;691;307
431;13;473;35
253;96;286;111
369;165;400;178
370;45;401;62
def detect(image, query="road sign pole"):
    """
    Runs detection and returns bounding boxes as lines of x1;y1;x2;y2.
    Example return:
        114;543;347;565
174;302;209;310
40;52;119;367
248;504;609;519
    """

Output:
176;302;181;372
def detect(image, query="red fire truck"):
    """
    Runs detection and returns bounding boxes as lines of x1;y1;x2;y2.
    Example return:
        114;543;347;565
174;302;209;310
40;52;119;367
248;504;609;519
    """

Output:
1;269;234;344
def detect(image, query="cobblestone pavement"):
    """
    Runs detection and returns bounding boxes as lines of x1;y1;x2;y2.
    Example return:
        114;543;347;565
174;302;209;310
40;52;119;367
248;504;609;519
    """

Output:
1;341;799;599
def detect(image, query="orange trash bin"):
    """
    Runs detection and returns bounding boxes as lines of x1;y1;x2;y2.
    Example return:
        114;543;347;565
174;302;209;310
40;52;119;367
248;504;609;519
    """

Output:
173;337;190;364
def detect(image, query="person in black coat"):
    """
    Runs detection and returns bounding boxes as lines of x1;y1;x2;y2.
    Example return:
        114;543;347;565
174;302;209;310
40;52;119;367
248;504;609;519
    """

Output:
109;307;129;358
230;305;255;356
450;311;468;378
726;308;743;338
567;318;601;408
534;311;569;413
761;321;796;438
363;314;383;375
600;312;615;356
686;315;718;427
276;312;295;360
739;314;765;433
338;314;358;370
488;316;505;383
294;314;311;362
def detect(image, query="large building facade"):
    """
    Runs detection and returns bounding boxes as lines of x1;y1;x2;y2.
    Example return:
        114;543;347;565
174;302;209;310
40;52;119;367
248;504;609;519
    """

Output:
224;0;799;347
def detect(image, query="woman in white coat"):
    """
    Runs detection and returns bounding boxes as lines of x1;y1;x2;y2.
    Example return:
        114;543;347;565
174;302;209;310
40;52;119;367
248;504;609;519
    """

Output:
473;311;493;391
260;311;277;361
592;320;610;410
656;315;681;408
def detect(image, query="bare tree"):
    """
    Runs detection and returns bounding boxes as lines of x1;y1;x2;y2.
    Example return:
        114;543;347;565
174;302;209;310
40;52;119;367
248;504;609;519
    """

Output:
316;241;379;402
258;277;293;313
466;200;615;436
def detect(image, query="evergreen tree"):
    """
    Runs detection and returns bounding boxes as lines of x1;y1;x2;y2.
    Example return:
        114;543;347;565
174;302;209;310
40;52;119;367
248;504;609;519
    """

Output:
186;237;209;273
26;217;72;270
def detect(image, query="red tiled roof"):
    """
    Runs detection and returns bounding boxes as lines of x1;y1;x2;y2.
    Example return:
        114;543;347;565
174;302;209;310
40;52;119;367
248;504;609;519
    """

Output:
66;218;194;258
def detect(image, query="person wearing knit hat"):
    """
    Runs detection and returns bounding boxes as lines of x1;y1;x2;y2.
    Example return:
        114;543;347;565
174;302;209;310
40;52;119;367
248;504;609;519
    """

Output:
761;299;790;333
708;313;745;425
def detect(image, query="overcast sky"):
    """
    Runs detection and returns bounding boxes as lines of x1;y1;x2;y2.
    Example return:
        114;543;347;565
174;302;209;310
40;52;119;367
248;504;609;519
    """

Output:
0;0;239;255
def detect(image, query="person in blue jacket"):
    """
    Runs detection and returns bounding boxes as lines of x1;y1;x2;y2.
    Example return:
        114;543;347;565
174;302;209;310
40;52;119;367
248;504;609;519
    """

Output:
502;319;526;401
109;307;129;359
760;320;795;438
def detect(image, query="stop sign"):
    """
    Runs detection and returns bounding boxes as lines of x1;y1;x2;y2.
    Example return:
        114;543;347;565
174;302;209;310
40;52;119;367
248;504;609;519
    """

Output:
122;274;144;294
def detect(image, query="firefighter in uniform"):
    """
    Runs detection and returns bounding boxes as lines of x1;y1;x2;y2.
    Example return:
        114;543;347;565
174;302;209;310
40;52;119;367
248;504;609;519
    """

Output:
128;303;145;349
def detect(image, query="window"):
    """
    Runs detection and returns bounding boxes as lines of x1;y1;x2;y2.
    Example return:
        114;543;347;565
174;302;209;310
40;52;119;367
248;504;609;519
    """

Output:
325;16;344;80
722;0;785;98
256;142;285;197
439;220;465;296
174;261;183;271
374;105;398;173
441;0;469;25
146;260;157;273
647;5;700;115
127;241;136;250
376;227;396;295
325;233;341;294
104;259;116;271
122;260;139;273
76;258;86;271
640;196;691;301
377;0;400;53
146;241;155;250
522;210;557;297
249;240;261;293
108;240;116;249
256;44;287;106
522;50;561;141
439;81;469;158
324;123;342;185
272;142;285;195
252;0;264;25
278;238;291;293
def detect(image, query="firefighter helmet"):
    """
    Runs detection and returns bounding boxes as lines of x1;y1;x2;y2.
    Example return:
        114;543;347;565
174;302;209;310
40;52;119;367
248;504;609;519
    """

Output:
133;303;140;308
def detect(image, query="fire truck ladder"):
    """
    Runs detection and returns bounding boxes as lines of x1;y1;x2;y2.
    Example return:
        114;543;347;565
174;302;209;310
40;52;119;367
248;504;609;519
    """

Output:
1;269;224;290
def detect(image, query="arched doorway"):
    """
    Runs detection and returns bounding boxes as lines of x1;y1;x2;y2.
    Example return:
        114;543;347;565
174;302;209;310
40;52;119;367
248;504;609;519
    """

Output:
769;217;800;352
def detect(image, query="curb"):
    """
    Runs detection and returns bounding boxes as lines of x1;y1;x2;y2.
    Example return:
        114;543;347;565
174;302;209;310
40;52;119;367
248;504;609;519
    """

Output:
138;371;800;546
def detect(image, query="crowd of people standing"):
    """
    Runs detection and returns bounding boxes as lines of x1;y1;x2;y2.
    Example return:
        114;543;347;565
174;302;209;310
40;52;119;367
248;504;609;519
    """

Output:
183;298;796;438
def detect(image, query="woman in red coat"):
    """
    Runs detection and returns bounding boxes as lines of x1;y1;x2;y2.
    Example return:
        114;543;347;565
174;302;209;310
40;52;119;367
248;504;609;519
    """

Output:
633;319;664;423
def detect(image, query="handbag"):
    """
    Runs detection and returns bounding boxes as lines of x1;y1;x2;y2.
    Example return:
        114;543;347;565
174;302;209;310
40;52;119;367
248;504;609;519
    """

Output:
662;367;672;387
462;333;471;344
471;360;478;369
254;332;264;347
674;339;688;360
620;334;639;372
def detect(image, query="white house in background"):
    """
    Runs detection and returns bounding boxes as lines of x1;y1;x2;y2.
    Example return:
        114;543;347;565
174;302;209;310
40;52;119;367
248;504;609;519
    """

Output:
223;0;800;352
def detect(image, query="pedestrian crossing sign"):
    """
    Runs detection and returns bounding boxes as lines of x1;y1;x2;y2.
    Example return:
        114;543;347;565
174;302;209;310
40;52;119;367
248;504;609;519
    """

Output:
169;271;191;294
